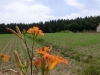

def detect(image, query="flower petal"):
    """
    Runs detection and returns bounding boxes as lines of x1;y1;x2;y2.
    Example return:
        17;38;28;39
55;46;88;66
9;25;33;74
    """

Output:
0;53;9;61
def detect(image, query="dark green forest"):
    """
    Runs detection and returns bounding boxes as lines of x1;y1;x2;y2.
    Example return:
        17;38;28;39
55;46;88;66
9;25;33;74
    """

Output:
0;16;100;34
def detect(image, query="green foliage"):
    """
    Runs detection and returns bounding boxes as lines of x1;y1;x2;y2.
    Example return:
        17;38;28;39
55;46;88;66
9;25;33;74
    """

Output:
81;64;100;75
36;38;45;43
0;15;100;33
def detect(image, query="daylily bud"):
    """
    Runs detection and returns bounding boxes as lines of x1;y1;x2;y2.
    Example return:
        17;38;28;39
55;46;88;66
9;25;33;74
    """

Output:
7;28;22;39
14;50;22;69
16;26;22;37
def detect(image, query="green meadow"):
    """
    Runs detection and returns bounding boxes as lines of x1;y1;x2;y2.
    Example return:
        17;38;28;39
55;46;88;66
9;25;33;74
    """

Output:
1;33;100;75
36;33;100;75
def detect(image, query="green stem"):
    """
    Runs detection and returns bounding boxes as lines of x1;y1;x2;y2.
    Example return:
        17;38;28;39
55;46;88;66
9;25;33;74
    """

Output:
22;69;26;75
31;37;35;75
30;58;33;75
25;40;33;75
41;67;46;75
42;70;45;75
45;70;49;75
24;35;32;75
24;37;31;60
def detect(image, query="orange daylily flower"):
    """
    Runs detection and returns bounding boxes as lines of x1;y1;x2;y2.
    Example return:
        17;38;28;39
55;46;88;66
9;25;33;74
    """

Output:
33;58;46;69
27;26;44;38
43;53;68;70
0;53;9;61
33;53;68;71
33;58;41;68
35;47;49;55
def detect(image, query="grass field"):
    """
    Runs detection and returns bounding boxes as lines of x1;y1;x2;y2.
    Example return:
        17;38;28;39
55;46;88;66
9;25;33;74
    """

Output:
36;33;100;75
1;33;100;75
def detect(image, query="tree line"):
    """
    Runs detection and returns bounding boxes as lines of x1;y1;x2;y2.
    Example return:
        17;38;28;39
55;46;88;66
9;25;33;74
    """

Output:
0;16;100;34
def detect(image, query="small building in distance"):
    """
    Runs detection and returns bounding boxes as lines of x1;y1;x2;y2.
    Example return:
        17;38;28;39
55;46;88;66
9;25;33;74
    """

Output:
97;23;100;32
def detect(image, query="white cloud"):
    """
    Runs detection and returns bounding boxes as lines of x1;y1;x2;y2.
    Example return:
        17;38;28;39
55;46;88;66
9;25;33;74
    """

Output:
0;0;100;23
0;1;54;23
61;0;100;20
64;0;85;9
59;13;80;19
81;9;100;17
43;16;55;20
97;0;100;2
59;9;100;20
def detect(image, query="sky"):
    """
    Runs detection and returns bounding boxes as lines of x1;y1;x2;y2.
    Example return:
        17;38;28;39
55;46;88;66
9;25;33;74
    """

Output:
0;0;100;24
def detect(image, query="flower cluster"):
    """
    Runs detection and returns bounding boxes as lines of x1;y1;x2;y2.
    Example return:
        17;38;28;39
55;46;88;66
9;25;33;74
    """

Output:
34;48;68;71
4;26;68;75
27;26;44;38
